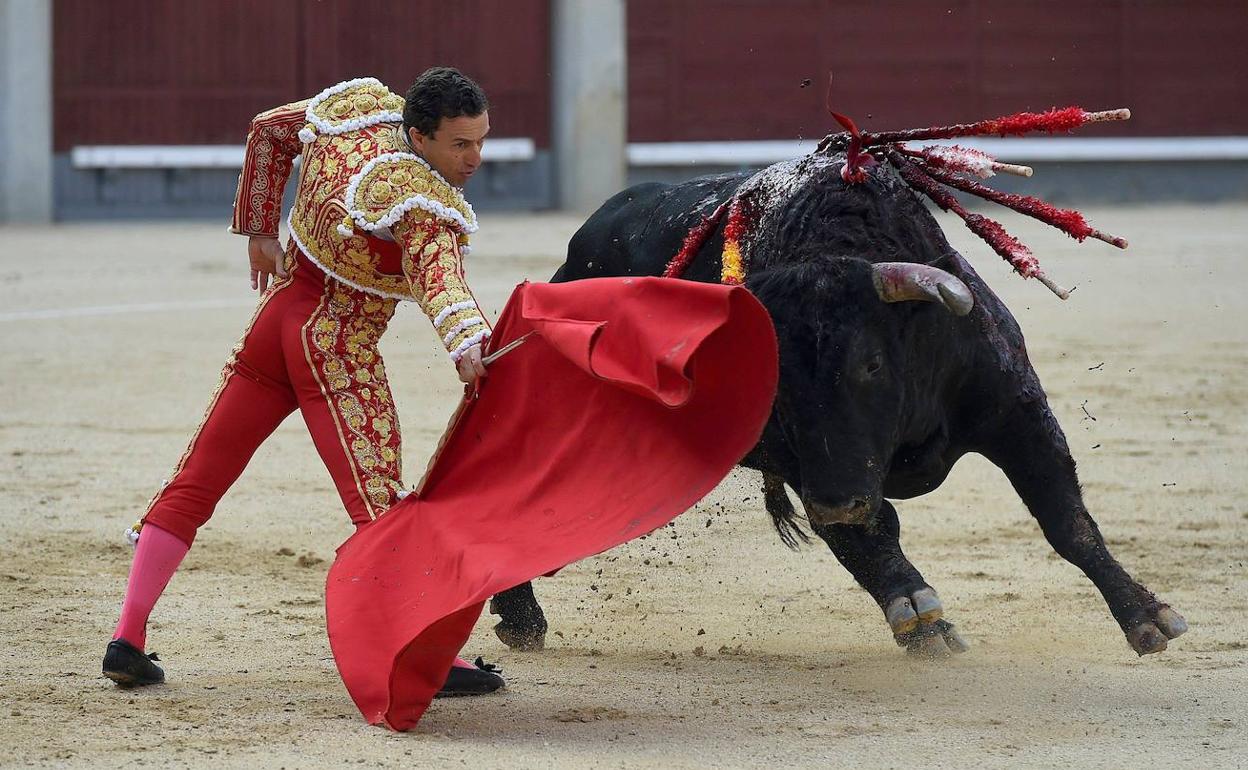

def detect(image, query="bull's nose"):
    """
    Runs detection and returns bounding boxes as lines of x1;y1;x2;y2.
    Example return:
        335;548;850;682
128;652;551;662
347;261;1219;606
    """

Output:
803;496;876;526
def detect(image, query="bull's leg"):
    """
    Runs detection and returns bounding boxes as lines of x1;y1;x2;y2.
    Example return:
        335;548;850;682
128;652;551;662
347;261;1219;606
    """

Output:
489;582;548;651
986;403;1187;655
812;500;968;657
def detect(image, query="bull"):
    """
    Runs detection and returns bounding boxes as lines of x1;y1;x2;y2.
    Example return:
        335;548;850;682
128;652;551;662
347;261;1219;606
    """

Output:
490;147;1186;658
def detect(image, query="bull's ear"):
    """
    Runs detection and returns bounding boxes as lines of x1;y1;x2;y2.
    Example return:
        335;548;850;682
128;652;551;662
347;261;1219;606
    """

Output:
871;262;973;316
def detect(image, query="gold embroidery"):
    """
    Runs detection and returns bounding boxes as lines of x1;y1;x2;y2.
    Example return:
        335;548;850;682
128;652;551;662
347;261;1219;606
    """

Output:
288;122;418;300
309;80;403;132
348;155;475;232
247;79;484;328
394;216;490;355
231;100;308;237
288;131;475;301
303;278;403;515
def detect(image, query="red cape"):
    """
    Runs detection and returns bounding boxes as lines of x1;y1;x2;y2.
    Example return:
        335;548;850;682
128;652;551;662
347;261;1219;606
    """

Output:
325;277;778;730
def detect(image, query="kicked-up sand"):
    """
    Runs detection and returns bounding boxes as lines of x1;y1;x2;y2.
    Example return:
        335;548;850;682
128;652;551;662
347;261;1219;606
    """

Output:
0;204;1245;768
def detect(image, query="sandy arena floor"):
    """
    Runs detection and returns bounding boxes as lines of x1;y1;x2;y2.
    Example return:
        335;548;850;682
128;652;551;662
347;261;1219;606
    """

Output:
1;204;1245;768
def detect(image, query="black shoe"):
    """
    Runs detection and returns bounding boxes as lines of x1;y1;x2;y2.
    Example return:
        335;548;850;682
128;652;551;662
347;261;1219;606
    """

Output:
103;639;165;687
435;657;504;698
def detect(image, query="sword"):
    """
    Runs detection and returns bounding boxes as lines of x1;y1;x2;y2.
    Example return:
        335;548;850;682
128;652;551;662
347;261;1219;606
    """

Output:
482;331;536;366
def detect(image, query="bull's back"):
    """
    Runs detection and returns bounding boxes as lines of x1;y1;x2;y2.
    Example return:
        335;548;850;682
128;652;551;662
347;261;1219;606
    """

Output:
556;173;748;284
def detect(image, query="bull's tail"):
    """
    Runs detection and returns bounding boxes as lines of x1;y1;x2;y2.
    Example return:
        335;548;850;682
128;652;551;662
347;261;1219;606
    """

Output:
763;473;812;550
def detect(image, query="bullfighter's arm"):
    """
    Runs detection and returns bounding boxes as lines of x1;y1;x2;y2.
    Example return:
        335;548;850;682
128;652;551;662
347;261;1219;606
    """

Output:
229;99;309;237
392;214;492;363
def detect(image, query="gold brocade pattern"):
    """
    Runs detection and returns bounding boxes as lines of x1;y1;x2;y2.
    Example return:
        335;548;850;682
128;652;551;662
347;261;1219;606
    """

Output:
303;280;403;515
348;155;476;232
232;77;486;355
286;80;475;302
289;123;418;299
394;215;489;356
308;81;405;132
232;100;308;237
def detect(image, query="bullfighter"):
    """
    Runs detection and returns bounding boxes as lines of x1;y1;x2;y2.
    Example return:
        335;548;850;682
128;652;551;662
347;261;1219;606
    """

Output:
103;67;505;696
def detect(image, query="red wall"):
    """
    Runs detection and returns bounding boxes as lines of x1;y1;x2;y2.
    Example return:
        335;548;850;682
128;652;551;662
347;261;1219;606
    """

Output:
53;0;551;151
627;0;1248;141
54;1;1248;151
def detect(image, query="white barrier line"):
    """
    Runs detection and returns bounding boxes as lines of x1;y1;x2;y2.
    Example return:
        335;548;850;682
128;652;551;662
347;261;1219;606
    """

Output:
72;137;537;168
627;136;1248;166
0;298;254;322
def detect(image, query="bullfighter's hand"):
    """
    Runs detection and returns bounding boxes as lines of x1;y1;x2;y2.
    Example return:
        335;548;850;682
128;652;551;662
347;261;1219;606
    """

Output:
248;236;287;292
456;344;488;387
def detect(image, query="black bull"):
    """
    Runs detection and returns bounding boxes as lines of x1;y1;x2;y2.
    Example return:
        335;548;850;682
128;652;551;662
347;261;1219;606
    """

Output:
491;151;1186;657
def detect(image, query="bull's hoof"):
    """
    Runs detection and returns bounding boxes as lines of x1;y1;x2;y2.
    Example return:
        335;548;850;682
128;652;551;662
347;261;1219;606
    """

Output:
885;588;968;658
489;588;549;652
493;621;546;651
1126;605;1187;656
896;619;969;658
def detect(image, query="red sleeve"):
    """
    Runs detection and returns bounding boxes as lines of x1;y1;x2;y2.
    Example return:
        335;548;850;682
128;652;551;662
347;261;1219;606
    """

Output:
229;99;308;237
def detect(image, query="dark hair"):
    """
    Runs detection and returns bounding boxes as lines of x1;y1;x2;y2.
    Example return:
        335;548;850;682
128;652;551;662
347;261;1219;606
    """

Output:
402;67;489;137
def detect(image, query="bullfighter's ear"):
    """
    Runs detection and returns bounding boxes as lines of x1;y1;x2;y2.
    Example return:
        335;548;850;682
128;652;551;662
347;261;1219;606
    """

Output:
871;262;974;316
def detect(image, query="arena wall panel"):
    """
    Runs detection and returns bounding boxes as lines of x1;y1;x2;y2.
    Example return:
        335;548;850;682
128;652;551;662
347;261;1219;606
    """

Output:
626;0;1248;142
53;0;551;151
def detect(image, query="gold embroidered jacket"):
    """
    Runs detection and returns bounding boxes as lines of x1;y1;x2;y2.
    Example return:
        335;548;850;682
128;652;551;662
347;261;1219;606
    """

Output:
230;77;489;361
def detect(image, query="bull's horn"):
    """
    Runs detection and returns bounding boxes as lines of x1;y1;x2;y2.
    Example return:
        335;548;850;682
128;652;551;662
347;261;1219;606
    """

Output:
872;262;974;316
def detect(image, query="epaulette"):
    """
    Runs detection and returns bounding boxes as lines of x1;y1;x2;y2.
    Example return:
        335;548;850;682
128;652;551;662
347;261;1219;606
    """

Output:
337;153;479;238
297;77;406;144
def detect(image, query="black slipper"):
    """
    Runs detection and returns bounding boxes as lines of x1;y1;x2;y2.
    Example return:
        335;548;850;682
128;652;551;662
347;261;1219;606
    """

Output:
102;638;165;687
435;657;504;697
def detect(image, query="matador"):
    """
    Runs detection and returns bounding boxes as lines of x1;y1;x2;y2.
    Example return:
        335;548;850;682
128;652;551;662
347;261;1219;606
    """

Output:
103;68;505;696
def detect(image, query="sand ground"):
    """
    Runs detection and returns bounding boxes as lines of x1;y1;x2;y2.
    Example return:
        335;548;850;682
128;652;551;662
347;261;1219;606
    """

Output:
1;204;1245;769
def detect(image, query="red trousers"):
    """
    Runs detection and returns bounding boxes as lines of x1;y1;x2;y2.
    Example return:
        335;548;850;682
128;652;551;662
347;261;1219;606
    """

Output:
144;249;406;546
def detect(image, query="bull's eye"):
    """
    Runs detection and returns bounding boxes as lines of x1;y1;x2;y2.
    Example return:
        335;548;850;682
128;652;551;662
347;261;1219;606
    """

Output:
863;354;883;377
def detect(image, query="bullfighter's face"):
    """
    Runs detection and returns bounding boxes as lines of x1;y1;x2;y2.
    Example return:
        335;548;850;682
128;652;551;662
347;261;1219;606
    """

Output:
407;112;490;188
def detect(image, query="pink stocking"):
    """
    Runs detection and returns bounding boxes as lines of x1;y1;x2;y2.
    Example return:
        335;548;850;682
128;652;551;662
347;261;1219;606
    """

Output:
112;523;190;651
